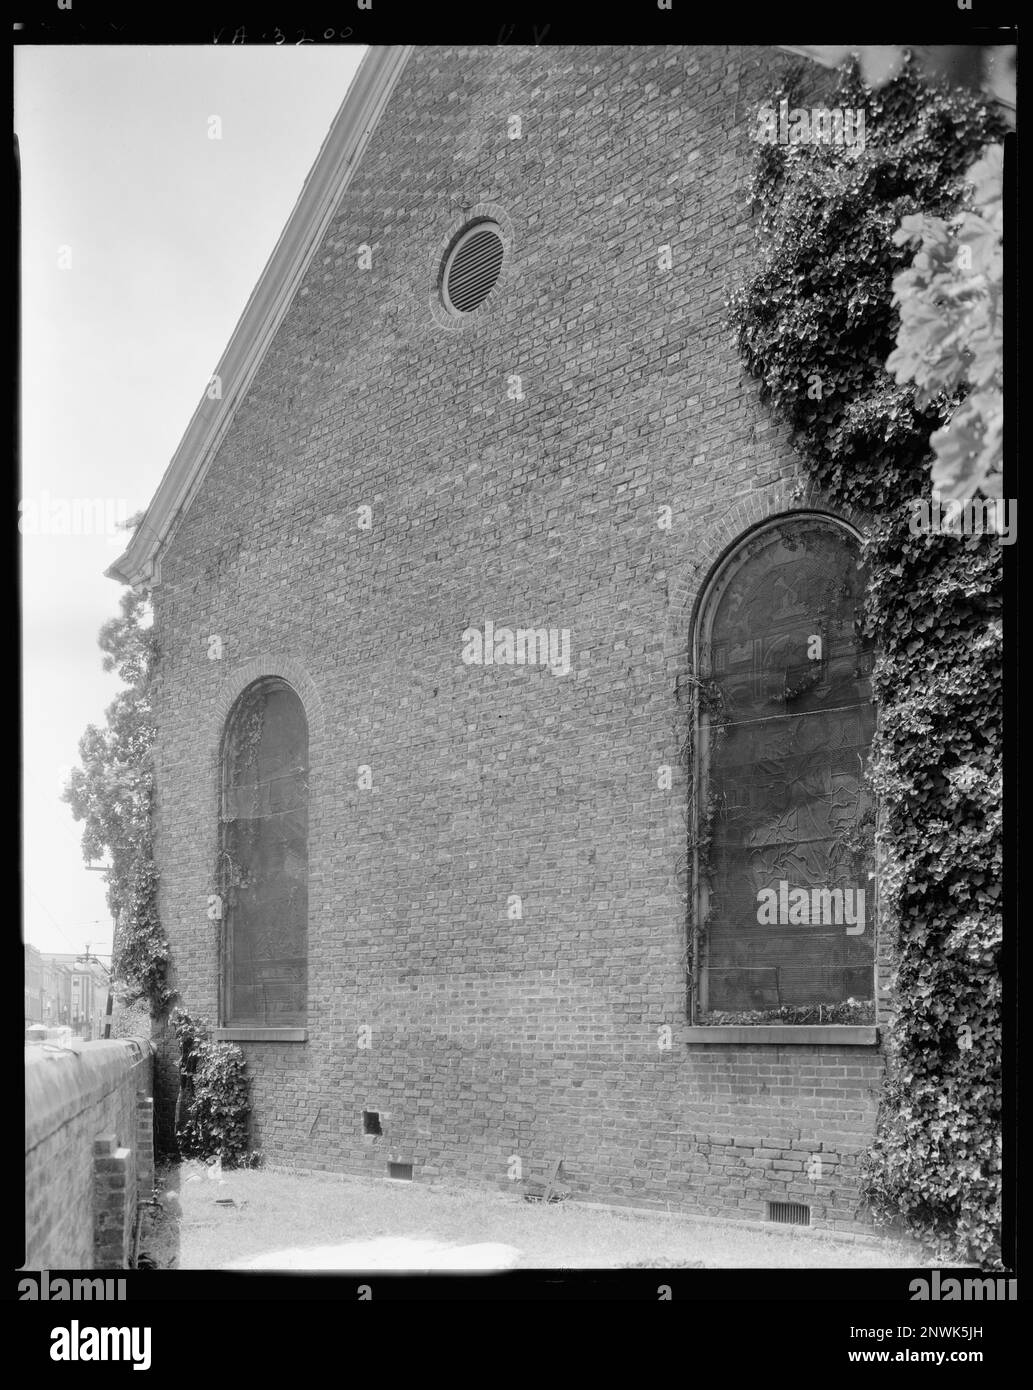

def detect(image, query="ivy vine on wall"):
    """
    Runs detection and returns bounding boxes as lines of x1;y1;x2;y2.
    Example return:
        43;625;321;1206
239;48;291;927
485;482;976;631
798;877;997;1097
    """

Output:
172;1010;255;1167
729;55;1004;1265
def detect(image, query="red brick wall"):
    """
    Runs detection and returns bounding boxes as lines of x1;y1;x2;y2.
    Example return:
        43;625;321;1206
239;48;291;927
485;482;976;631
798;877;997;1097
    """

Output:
24;1040;154;1269
151;45;885;1230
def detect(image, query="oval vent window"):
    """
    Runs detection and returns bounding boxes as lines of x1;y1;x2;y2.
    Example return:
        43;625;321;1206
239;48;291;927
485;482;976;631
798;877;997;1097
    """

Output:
442;222;505;314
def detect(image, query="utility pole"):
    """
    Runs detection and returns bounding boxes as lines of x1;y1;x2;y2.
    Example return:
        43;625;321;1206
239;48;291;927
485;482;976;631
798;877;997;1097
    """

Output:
85;860;116;1038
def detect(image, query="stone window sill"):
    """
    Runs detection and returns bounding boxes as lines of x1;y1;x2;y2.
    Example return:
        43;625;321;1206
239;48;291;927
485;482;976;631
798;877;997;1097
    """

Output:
214;1027;307;1043
682;1025;879;1046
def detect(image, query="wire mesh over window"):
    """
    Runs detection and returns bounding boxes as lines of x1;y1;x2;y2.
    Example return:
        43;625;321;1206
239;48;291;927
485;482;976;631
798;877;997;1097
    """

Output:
220;679;308;1027
695;518;876;1024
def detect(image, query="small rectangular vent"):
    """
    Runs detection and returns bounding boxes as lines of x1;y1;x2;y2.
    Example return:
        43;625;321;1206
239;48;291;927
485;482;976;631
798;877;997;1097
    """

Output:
767;1200;810;1226
387;1162;413;1182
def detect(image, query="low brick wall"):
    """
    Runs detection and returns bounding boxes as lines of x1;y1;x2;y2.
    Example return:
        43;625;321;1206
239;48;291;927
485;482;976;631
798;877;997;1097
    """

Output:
23;1038;154;1270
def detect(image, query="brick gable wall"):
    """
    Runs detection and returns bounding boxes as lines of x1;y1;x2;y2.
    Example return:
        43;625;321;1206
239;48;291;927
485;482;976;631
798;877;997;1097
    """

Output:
151;45;885;1231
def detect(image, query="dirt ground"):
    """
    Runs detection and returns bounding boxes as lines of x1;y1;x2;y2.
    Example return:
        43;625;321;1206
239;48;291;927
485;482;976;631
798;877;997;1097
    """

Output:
139;1161;922;1271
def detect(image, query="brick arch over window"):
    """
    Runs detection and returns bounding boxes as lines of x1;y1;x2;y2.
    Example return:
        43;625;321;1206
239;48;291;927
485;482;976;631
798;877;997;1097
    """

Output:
686;505;877;1026
210;655;326;746
664;480;868;664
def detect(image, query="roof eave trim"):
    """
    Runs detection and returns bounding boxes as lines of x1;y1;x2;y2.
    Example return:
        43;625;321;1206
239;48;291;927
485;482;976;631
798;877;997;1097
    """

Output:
108;44;414;588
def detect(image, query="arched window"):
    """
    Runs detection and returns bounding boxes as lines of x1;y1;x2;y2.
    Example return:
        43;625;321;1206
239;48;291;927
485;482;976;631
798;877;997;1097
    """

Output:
692;516;876;1025
220;679;308;1027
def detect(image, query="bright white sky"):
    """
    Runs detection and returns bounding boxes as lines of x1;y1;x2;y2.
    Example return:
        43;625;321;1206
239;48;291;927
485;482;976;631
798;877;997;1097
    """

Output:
18;44;367;958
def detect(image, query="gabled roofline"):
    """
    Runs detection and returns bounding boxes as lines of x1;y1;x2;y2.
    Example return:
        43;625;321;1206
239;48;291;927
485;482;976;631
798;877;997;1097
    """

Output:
107;45;413;587
109;41;1010;589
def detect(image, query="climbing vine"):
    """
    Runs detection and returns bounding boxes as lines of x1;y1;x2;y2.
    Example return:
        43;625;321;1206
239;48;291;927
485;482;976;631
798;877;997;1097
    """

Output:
729;55;1005;1265
681;669;728;1022
172;1010;255;1167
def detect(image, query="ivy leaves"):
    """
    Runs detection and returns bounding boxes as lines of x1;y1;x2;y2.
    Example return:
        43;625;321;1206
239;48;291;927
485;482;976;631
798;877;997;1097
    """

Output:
173;1012;251;1166
887;145;1004;500
733;57;1004;1266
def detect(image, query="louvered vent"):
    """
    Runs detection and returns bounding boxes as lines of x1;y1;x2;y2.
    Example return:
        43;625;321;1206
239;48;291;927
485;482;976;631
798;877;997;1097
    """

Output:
767;1201;811;1226
443;223;505;314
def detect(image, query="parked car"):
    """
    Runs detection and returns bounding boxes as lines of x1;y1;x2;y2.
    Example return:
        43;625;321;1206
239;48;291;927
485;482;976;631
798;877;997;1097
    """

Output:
25;1024;74;1044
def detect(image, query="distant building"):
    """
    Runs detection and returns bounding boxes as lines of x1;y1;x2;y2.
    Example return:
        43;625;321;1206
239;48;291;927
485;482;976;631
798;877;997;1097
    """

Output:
24;944;48;1026
24;945;71;1029
24;948;109;1038
47;956;110;1040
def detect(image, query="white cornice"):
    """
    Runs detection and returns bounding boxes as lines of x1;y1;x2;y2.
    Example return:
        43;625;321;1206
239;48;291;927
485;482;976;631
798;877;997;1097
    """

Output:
107;45;414;587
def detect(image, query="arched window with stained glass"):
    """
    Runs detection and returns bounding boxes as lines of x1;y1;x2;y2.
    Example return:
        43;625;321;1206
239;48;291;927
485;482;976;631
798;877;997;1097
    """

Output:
220;678;308;1028
692;515;877;1026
